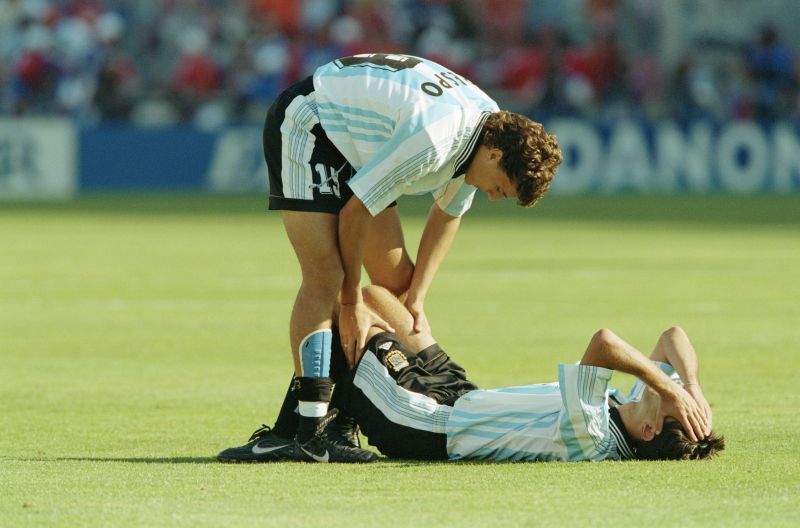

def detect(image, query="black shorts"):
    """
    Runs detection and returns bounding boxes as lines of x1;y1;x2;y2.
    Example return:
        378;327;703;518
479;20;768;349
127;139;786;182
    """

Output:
263;77;396;214
263;77;356;213
334;332;478;460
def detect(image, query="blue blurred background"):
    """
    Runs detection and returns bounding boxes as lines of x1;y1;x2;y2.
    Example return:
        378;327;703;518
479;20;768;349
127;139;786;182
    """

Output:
2;0;800;198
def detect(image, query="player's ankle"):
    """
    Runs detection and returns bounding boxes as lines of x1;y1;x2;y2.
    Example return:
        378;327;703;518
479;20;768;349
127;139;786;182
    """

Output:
297;414;325;443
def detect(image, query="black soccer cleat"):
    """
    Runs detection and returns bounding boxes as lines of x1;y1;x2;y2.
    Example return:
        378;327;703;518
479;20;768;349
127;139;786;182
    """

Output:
217;424;294;463
324;411;362;449
294;410;377;463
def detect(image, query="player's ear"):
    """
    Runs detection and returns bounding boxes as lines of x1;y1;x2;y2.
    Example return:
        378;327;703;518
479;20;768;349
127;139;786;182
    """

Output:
641;422;656;442
488;147;503;161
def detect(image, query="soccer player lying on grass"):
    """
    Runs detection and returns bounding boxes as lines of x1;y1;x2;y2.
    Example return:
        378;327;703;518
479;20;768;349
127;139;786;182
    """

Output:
218;286;723;462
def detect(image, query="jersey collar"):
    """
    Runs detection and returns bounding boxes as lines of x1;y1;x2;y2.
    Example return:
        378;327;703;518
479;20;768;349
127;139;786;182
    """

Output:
608;406;637;460
452;111;491;178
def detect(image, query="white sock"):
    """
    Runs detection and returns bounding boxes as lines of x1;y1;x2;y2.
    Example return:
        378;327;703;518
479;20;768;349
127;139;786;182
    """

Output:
298;401;328;418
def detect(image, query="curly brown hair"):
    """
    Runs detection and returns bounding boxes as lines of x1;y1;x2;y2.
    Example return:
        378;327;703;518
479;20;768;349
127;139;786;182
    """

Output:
481;111;563;207
632;421;726;461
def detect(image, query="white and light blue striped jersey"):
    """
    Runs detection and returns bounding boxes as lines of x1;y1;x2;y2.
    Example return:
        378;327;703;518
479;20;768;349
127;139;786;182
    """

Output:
446;364;615;462
312;53;499;217
446;361;683;462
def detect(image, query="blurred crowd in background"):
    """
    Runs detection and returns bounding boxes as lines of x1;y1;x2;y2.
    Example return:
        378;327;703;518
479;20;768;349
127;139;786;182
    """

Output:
2;0;800;127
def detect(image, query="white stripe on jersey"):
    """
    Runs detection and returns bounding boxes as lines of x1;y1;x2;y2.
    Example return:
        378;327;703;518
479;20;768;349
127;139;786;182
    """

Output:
353;351;452;434
279;92;319;200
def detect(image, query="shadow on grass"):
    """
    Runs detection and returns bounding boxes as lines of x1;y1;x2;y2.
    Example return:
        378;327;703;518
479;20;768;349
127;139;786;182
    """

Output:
8;456;637;467
53;457;452;466
367;458;555;467
8;456;528;467
18;456;220;464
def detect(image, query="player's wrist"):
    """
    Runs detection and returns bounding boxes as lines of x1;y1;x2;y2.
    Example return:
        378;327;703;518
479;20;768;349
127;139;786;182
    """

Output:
406;281;428;303
650;374;678;397
405;292;424;307
682;373;700;386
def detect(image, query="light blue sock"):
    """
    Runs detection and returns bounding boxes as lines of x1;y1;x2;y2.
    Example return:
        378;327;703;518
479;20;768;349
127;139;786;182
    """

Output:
299;329;332;378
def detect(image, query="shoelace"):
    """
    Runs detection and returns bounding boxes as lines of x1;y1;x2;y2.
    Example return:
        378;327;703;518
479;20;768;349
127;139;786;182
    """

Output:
248;424;273;442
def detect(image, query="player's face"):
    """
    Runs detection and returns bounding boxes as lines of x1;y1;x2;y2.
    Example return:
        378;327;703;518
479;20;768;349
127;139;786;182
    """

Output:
631;387;664;441
465;146;517;202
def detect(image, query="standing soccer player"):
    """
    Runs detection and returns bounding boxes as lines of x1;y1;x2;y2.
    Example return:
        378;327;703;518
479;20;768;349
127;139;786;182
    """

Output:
255;53;562;462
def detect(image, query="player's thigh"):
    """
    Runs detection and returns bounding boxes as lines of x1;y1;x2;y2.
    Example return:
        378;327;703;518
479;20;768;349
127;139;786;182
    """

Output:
363;206;413;297
282;210;342;287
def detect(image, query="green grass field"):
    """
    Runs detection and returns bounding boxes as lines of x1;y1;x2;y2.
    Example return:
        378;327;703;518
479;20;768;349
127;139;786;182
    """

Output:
2;194;799;527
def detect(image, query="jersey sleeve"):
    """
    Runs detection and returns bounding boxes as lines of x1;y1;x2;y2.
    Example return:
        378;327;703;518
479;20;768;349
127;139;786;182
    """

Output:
431;175;477;217
626;361;681;402
557;364;613;460
345;111;461;216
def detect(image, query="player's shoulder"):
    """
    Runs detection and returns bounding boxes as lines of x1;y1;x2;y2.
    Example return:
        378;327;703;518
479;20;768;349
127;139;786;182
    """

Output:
314;54;495;103
313;53;445;76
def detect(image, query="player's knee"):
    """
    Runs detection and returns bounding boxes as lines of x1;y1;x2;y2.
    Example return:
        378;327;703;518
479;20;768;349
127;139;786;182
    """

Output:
362;284;392;302
592;328;617;347
661;326;686;340
301;261;344;298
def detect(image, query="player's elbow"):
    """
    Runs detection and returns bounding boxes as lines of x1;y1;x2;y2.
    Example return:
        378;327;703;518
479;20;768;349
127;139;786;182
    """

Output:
581;328;618;367
430;201;460;222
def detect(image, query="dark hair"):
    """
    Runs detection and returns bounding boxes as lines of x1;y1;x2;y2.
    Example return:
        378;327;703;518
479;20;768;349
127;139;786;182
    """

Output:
481;111;563;207
632;421;725;460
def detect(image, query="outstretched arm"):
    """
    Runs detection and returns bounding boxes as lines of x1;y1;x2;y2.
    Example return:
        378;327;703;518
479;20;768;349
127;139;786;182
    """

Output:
338;196;395;366
580;329;709;441
649;326;712;429
405;203;461;335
